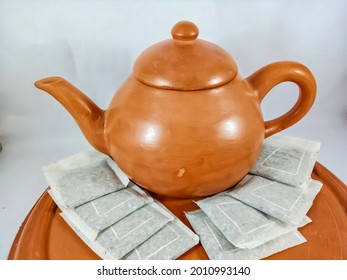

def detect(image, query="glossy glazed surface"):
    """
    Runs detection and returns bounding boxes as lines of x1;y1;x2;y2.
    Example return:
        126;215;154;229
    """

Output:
105;76;264;197
34;21;317;198
8;163;347;260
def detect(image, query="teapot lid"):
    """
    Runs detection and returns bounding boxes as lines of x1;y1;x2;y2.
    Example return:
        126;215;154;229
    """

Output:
133;21;238;90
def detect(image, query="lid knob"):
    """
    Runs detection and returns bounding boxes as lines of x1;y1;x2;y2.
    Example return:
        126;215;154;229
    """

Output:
171;21;199;41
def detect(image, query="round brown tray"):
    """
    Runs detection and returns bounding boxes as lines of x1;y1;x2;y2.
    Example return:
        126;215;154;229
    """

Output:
8;162;347;260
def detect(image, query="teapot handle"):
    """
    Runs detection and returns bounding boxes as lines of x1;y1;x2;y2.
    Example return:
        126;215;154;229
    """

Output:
247;61;316;138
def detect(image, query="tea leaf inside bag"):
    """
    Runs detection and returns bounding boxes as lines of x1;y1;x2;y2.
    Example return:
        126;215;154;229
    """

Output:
196;193;310;249
186;209;306;260
227;175;322;224
250;136;320;187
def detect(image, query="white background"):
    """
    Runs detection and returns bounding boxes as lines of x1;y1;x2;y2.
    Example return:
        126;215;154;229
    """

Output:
0;0;346;260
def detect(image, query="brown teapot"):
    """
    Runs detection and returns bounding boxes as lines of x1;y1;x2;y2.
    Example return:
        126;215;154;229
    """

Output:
35;21;316;198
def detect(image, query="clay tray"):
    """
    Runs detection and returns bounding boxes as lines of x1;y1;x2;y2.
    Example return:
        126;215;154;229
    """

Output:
8;162;347;260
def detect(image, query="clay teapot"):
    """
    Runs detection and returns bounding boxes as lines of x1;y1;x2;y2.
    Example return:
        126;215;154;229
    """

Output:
35;21;316;198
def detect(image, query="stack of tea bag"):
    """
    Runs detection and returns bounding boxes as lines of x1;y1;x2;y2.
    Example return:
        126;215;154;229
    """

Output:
42;150;199;260
186;135;323;260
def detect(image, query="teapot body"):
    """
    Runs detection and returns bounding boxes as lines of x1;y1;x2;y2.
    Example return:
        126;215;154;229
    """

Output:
105;75;264;198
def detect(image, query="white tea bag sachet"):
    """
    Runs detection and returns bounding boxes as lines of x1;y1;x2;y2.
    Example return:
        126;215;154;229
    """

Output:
123;215;199;260
74;184;153;235
227;175;322;224
250;136;320;187
196;193;310;249
42;150;129;208
61;201;174;260
50;184;153;240
186;210;306;260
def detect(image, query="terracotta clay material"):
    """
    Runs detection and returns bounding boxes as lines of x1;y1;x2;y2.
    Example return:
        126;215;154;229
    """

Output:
8;163;347;260
34;21;316;198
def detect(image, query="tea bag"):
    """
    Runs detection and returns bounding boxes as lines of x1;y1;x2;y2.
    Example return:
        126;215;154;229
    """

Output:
123;215;199;260
196;193;310;249
75;183;153;235
250;136;320;187
227;175;323;224
42;150;129;208
186;210;306;260
50;184;153;240
61;201;174;260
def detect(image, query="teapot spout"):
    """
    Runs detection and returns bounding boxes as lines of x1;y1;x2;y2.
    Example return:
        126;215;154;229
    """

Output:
35;77;108;155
